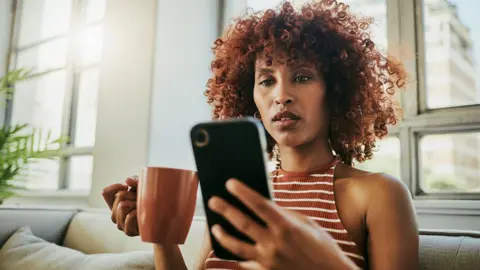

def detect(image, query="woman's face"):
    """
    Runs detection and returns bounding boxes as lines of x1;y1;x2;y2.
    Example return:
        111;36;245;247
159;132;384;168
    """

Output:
253;58;329;149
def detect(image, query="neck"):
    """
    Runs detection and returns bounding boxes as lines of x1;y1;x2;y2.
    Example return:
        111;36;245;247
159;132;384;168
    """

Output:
278;138;334;172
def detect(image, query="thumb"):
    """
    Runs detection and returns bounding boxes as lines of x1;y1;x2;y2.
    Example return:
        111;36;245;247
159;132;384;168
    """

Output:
125;176;139;188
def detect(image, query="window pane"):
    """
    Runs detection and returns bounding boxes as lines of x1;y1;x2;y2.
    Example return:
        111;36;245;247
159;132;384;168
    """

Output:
342;0;387;51
85;0;107;24
246;0;388;51
11;70;67;143
18;158;60;190
420;132;480;193
17;38;68;73
355;137;401;179
424;0;480;108
74;68;99;147
18;0;73;47
77;25;104;66
68;155;93;190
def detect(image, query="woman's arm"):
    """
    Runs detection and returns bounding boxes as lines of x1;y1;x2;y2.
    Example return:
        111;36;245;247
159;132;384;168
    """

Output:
194;224;213;270
154;244;187;270
366;174;419;270
153;224;212;270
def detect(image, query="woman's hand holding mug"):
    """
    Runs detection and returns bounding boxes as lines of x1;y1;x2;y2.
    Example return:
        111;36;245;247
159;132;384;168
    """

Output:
102;176;140;237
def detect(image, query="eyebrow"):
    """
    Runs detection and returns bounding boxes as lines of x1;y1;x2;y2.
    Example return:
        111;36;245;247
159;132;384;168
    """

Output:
255;67;274;76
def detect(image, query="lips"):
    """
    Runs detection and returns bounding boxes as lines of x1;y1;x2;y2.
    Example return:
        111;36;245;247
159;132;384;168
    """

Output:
272;111;300;122
272;111;301;129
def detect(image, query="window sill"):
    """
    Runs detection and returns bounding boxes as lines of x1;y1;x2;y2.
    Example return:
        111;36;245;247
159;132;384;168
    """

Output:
414;199;480;216
195;198;480;217
12;189;90;198
3;190;90;207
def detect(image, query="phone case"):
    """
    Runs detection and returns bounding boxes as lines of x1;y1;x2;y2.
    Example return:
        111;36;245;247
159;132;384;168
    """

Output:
190;117;273;261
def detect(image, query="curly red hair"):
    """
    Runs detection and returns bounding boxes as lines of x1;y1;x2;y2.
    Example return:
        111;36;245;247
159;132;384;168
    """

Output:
205;0;406;166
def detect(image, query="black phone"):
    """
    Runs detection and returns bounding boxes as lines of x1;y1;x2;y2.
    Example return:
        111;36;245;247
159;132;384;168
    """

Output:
190;117;273;261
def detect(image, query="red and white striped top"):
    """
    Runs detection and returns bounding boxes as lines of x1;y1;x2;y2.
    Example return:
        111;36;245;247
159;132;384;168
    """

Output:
205;156;365;269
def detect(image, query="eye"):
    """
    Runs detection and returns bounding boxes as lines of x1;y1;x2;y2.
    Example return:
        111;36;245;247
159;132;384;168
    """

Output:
295;75;310;82
259;78;274;87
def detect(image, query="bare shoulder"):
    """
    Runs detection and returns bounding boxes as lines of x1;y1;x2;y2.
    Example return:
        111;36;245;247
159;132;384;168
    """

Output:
334;163;414;217
335;163;410;198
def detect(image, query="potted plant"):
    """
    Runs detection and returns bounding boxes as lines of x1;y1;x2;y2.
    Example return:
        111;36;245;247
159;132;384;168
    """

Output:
0;69;65;203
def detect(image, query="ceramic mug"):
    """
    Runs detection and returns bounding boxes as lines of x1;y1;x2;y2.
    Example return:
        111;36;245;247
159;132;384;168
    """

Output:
137;167;198;244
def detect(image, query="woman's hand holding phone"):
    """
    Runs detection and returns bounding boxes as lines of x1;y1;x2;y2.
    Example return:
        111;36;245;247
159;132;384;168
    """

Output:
207;178;357;270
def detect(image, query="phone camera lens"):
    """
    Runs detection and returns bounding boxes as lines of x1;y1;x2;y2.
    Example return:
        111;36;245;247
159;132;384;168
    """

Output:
195;129;209;147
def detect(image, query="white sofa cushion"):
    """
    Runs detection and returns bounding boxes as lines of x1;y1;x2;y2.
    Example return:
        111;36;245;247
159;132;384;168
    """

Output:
0;226;154;270
63;210;208;269
63;210;152;254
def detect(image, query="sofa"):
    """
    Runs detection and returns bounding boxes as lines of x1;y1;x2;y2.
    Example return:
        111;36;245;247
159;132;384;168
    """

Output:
0;206;479;270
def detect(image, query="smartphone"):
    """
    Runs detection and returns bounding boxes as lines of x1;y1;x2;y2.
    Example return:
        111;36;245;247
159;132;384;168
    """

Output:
190;117;273;261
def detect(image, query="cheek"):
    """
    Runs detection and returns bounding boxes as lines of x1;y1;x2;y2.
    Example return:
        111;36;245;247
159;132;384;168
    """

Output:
253;88;266;113
303;90;328;124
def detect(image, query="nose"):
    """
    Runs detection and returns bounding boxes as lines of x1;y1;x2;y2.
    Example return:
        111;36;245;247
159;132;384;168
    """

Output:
273;82;294;106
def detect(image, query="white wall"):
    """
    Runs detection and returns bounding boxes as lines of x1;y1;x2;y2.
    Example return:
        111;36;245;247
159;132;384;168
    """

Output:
147;0;219;170
88;0;158;208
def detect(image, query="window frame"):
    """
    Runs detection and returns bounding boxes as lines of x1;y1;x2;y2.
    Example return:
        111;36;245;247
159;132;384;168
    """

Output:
393;0;480;200
3;0;103;191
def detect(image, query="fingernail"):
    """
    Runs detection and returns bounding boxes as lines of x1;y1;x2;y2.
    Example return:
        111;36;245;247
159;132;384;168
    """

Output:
211;225;221;236
226;179;236;190
208;197;217;209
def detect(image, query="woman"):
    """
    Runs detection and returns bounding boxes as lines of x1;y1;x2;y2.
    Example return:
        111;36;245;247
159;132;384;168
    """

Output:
103;1;418;269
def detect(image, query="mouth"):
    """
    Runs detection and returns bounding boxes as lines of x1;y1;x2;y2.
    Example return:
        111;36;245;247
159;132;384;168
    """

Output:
272;111;301;128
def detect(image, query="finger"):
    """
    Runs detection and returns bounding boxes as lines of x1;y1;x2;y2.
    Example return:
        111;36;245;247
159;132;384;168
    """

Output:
239;261;266;270
226;179;286;226
116;200;136;232
125;176;139;191
284;208;317;226
208;196;267;242
111;190;137;224
211;225;257;261
124;209;139;237
102;184;128;210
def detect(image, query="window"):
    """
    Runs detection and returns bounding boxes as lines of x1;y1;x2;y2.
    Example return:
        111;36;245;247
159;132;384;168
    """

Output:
5;0;106;191
242;0;480;198
356;136;401;180
413;0;480;197
419;132;480;193
423;0;479;109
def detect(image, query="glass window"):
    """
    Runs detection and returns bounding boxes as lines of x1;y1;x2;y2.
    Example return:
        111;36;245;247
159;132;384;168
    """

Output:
85;0;107;24
77;25;104;66
21;158;60;190
18;0;73;47
420;132;480;193
423;0;480;108
10;70;67;143
68;155;93;190
355;136;401;179
6;0;106;191
16;38;68;73
74;68;100;147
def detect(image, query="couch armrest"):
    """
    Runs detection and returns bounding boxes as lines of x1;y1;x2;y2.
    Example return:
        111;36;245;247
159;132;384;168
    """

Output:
0;206;78;247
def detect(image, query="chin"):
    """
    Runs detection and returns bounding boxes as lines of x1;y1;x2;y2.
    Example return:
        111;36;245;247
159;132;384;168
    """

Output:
271;133;307;149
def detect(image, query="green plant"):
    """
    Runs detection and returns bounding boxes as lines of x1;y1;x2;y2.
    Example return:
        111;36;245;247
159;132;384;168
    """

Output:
0;69;66;201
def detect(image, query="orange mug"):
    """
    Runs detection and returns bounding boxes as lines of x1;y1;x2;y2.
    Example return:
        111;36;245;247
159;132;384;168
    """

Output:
137;167;198;244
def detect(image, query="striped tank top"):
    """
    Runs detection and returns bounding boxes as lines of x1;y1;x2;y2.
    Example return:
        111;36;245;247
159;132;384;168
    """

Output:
205;156;365;269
